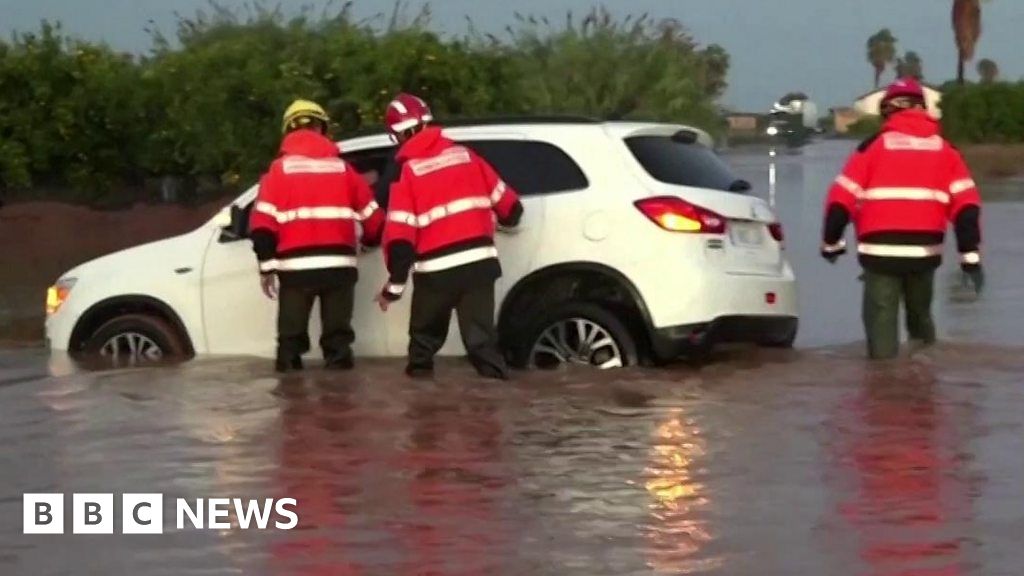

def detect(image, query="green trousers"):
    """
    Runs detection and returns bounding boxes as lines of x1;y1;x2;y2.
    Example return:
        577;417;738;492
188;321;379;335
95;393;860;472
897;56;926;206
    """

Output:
862;269;937;360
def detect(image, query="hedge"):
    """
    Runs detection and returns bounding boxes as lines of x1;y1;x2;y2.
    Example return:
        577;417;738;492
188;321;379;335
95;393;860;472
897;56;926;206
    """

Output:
0;5;730;206
940;82;1024;144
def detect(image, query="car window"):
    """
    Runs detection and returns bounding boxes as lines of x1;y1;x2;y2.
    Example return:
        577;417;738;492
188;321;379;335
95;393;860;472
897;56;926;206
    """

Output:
625;134;745;192
461;140;588;196
342;146;397;208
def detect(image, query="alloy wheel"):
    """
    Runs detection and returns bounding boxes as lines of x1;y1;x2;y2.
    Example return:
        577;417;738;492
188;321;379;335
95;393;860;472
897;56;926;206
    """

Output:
99;332;164;366
529;318;623;369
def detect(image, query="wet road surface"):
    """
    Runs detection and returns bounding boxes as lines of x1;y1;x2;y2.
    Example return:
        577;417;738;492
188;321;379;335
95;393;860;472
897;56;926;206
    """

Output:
2;140;1024;575
3;346;1024;575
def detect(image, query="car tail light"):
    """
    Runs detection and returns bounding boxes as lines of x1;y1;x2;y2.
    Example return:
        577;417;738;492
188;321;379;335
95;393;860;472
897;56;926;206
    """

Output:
768;222;785;243
634;196;726;234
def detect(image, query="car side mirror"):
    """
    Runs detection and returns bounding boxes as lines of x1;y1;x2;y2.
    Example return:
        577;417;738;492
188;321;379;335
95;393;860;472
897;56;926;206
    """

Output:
217;204;248;242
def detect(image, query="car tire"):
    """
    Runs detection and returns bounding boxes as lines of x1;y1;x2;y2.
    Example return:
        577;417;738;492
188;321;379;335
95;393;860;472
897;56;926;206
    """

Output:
759;320;798;349
520;302;639;369
82;314;187;366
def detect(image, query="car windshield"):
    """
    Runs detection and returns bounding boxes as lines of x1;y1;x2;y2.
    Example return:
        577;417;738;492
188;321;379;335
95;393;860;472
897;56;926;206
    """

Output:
625;133;746;193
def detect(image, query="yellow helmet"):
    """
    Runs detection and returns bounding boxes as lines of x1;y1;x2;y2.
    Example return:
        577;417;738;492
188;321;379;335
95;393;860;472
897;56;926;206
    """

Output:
281;99;329;134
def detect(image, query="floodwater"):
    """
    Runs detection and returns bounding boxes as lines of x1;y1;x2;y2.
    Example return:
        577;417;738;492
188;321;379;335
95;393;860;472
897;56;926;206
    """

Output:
2;140;1024;575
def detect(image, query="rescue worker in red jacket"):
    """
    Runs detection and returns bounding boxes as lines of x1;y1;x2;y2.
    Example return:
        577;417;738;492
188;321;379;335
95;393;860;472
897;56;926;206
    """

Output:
374;93;524;379
250;99;384;372
821;78;983;360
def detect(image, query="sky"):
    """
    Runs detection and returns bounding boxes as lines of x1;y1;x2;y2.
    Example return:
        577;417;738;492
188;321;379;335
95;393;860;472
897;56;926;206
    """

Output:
2;0;1022;112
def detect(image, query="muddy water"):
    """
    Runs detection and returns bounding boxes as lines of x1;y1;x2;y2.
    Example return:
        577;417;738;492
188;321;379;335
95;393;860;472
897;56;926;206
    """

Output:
2;140;1024;575
2;346;1024;575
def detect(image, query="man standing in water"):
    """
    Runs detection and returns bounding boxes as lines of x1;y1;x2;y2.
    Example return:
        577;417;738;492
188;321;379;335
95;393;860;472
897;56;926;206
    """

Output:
821;78;983;360
374;93;523;379
250;99;383;372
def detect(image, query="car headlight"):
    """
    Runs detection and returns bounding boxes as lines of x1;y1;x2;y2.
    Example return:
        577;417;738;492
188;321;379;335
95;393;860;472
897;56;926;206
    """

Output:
46;277;77;316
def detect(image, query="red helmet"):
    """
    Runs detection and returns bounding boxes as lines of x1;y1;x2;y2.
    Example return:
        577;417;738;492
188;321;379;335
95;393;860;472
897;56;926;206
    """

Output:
385;93;433;136
883;77;925;103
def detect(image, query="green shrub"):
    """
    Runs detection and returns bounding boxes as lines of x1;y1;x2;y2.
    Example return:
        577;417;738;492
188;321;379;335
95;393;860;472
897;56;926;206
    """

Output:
0;4;730;205
846;115;883;138
941;82;1024;144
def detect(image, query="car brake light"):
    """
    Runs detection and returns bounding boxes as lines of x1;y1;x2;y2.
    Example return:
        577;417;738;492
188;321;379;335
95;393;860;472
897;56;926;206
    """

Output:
634;196;726;234
768;222;784;243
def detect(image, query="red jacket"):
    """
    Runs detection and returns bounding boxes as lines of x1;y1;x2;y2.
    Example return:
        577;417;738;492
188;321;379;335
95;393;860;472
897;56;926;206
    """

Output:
823;110;982;273
250;129;383;274
381;126;523;299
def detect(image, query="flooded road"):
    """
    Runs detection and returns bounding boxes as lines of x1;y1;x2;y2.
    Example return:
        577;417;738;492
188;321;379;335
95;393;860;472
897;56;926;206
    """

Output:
4;346;1024;575
2;140;1024;575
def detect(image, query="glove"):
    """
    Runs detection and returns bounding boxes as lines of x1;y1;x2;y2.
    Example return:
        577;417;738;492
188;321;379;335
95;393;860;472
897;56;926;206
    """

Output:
961;264;984;295
821;240;847;264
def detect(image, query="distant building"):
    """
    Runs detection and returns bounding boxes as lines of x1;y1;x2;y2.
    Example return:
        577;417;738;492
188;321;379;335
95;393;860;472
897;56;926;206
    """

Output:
831;107;862;134
853;84;943;119
725;114;760;133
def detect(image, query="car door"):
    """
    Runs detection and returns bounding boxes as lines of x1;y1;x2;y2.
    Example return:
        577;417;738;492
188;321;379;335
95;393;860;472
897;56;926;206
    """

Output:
201;180;397;359
199;188;277;357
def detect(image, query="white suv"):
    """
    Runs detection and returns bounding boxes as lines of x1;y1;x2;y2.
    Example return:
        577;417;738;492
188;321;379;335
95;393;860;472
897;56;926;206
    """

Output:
45;118;798;369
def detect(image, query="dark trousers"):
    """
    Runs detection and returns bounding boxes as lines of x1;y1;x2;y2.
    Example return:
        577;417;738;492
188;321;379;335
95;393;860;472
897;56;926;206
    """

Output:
408;277;507;378
862;269;936;360
277;279;355;366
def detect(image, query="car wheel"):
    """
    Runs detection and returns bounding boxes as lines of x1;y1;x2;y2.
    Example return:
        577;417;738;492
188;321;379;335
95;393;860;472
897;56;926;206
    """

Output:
524;303;639;369
82;314;187;367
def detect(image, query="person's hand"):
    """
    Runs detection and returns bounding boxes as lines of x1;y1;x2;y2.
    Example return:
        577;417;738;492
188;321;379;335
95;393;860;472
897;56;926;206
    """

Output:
260;273;278;300
962;264;985;295
374;291;391;312
821;241;847;264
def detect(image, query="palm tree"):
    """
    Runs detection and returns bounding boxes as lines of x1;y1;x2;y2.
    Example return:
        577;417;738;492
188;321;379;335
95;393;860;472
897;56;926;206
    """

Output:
977;58;999;83
867;29;898;88
896;51;924;80
952;0;982;84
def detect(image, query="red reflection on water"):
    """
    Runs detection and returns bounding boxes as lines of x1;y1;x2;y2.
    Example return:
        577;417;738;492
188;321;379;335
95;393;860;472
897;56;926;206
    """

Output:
267;380;511;576
270;380;368;576
392;392;509;576
830;366;973;576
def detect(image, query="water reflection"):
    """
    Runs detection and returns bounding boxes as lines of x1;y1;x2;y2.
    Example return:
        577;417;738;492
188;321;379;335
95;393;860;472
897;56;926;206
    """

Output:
829;363;976;576
3;347;1024;575
271;377;366;575
396;389;510;576
644;410;717;573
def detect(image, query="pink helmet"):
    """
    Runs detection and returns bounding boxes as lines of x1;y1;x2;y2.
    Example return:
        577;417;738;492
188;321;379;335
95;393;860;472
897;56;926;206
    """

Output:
883;77;925;103
385;93;433;136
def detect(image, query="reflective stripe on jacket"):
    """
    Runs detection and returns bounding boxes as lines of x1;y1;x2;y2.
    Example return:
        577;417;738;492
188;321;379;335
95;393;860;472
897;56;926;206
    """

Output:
822;109;982;273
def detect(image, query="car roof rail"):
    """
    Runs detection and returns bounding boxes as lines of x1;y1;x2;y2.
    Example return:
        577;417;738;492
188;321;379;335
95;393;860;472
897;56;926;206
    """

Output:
340;115;603;139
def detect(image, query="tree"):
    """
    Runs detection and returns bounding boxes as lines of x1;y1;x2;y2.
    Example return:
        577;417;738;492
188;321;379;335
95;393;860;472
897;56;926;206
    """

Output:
896;51;924;80
977;58;999;83
952;0;982;85
866;29;898;88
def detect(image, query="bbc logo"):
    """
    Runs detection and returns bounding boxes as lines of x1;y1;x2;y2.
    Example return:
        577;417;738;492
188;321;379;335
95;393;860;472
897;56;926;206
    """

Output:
24;493;298;534
24;493;163;535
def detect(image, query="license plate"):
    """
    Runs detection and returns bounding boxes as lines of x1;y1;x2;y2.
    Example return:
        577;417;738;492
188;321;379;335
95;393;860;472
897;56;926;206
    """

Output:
729;222;765;247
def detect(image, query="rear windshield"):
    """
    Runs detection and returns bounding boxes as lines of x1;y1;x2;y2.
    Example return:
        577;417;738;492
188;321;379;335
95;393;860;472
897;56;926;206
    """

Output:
625;135;743;192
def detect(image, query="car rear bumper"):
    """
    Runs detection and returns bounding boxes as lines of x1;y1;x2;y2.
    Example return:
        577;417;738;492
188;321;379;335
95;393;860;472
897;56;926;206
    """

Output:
650;315;799;360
